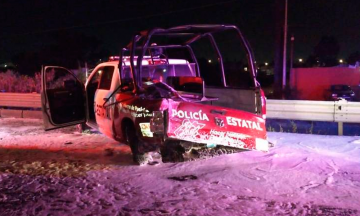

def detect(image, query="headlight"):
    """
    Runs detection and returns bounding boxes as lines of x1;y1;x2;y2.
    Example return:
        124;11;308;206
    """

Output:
332;94;337;97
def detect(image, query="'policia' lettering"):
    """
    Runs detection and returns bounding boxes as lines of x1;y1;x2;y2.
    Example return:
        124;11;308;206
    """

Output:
172;110;210;121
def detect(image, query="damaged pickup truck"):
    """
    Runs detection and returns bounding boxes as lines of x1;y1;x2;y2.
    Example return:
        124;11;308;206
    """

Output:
41;25;269;164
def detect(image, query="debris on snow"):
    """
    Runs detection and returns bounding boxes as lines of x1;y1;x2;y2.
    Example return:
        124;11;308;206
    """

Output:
168;175;198;181
0;118;360;215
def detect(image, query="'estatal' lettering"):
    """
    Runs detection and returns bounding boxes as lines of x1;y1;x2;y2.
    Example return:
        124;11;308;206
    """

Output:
226;116;263;131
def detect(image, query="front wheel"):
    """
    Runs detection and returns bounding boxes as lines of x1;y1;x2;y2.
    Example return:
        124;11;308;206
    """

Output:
124;123;151;165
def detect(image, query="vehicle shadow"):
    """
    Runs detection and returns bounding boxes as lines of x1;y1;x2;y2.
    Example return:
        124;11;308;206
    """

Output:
0;143;136;177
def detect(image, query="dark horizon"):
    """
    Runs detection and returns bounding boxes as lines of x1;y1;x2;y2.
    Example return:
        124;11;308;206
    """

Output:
1;0;360;73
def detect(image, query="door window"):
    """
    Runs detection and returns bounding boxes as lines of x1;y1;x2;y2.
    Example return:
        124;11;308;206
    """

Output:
89;70;101;87
120;66;134;91
98;66;115;90
45;67;79;91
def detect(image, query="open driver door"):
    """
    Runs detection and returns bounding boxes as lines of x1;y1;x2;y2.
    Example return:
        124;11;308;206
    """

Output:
41;66;87;130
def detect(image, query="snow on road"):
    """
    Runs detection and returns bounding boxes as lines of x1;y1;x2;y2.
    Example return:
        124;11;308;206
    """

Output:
0;118;360;215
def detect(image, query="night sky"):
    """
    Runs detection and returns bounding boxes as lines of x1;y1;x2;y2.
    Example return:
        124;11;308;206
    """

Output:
1;0;360;68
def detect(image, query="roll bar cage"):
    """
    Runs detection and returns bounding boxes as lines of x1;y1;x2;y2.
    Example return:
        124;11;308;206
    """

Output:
119;24;257;93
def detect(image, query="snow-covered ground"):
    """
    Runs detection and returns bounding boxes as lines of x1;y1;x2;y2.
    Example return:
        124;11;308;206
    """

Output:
1;118;360;216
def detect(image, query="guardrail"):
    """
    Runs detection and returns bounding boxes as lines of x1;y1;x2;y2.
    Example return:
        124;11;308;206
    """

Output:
0;93;41;108
0;93;41;119
267;99;360;135
1;93;360;135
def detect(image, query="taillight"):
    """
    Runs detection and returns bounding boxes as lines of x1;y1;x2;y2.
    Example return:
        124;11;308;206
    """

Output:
150;111;164;134
260;89;267;119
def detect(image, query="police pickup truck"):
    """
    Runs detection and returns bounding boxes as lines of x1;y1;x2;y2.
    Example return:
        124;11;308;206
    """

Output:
41;25;269;164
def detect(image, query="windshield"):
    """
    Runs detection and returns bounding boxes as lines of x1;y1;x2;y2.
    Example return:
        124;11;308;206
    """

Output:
122;63;195;83
120;62;200;98
140;63;196;84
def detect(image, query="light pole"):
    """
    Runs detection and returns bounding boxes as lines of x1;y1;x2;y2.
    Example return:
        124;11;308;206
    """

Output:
282;0;288;94
290;35;295;74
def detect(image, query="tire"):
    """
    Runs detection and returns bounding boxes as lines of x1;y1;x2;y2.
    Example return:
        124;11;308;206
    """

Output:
124;123;150;165
160;141;185;163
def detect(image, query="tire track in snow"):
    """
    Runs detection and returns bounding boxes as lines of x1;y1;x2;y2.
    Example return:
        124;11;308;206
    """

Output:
324;159;339;186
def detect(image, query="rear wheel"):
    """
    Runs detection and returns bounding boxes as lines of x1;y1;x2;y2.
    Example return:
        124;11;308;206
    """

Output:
160;141;185;163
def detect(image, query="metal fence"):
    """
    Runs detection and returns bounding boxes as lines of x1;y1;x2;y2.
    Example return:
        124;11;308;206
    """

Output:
0;93;41;108
0;93;41;119
267;99;360;135
1;93;360;135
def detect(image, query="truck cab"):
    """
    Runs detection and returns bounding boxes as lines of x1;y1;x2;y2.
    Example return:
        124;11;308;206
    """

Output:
41;24;269;164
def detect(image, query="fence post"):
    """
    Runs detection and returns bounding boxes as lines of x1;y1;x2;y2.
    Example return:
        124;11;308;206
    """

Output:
338;122;343;135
